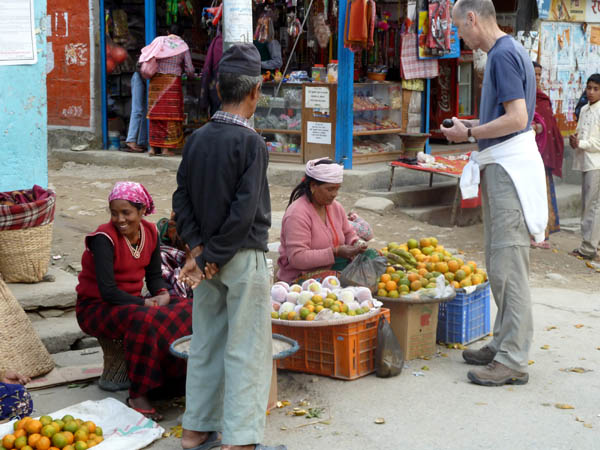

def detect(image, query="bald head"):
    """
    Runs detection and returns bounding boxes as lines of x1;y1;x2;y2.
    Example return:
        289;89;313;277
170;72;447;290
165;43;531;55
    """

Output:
453;0;496;21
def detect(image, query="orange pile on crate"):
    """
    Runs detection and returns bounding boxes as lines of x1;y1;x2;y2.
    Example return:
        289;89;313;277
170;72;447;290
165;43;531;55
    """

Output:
1;415;103;450
378;237;487;297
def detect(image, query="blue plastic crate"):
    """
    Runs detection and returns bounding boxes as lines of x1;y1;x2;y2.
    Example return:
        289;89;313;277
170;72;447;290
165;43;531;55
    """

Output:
437;282;491;344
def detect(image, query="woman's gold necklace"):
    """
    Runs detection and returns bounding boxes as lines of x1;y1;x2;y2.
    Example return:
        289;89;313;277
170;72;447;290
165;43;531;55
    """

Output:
124;226;145;259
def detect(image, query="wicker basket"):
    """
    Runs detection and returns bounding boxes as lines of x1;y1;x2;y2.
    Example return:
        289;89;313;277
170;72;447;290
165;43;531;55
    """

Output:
97;337;130;392
0;278;55;377
0;222;53;283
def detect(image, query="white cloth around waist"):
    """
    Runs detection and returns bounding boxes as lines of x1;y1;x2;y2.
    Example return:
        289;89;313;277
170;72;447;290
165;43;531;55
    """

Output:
460;130;548;243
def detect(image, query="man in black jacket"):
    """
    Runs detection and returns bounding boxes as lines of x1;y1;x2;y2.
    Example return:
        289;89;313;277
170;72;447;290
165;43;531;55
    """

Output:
173;43;285;450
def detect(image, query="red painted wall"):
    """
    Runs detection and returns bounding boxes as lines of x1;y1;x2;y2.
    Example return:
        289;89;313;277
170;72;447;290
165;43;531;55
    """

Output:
47;0;92;128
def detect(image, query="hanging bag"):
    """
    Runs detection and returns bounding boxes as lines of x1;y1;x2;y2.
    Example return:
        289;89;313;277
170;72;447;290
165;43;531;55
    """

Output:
375;315;404;378
140;57;158;80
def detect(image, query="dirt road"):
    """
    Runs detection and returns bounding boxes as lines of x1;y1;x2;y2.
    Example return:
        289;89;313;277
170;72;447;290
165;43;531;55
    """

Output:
49;158;597;292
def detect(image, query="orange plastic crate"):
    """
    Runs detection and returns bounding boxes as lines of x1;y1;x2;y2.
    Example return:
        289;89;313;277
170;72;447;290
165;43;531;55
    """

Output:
271;308;390;380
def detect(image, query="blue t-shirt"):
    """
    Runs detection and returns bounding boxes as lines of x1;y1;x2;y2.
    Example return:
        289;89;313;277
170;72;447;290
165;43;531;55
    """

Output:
478;35;536;151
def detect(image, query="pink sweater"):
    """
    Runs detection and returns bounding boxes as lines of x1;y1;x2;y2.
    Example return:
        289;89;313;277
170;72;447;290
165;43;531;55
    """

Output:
277;195;358;283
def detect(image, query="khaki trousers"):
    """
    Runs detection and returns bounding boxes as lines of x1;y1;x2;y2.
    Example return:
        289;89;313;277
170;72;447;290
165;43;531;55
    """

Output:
578;169;600;257
183;249;272;445
481;164;533;373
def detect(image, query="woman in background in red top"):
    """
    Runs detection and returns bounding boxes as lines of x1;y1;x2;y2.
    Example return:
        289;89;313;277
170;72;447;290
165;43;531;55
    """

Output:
532;61;564;248
75;182;192;421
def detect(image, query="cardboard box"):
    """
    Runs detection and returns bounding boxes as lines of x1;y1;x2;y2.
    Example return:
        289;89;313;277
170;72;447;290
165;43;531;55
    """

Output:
379;300;439;360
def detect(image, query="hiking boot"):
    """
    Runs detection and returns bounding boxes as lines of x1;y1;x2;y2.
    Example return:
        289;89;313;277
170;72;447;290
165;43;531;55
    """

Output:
467;361;529;386
462;345;496;365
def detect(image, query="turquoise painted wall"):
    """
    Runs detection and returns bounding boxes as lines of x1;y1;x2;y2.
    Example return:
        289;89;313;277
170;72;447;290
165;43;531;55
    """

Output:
0;0;48;192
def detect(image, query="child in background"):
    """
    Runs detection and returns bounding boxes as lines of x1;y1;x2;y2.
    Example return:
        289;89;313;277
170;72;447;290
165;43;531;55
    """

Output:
569;73;600;261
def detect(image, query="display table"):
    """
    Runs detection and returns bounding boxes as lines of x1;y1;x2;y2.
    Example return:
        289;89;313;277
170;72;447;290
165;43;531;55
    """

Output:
388;155;480;225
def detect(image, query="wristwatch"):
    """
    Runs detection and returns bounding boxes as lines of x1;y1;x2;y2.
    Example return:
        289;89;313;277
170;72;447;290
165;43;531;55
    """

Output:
467;128;476;143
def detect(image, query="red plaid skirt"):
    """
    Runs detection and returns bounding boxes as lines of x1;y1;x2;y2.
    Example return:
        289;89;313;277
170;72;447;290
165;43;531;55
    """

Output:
76;296;192;398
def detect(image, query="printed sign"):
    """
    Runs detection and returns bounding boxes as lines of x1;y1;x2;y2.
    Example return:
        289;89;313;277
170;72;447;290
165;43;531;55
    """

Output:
223;0;253;44
305;86;330;109
0;0;37;65
306;121;332;145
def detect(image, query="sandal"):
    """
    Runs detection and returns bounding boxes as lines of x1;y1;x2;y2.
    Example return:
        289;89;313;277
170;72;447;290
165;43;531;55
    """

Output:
125;142;145;153
531;240;551;249
160;149;176;157
126;397;163;421
183;432;221;450
569;248;594;260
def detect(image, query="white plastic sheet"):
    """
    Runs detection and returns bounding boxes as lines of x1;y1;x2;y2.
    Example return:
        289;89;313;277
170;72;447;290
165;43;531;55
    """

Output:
0;397;165;450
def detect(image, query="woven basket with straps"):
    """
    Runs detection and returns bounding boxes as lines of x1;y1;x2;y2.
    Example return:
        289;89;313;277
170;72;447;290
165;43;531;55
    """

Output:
0;222;53;283
0;278;55;378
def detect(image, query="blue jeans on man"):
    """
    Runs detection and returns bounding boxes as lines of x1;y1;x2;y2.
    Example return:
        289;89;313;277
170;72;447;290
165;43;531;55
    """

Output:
126;72;148;148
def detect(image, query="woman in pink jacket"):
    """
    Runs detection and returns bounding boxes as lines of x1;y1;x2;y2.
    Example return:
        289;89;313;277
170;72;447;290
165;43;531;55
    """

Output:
277;158;367;284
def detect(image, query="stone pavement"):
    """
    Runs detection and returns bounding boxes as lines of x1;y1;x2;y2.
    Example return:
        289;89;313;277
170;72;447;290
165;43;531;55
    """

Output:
23;286;600;450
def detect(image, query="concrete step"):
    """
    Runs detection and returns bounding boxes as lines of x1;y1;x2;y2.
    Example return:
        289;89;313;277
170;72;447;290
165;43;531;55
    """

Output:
362;181;458;207
397;204;481;227
8;267;77;311
32;312;89;354
555;183;581;219
52;347;103;368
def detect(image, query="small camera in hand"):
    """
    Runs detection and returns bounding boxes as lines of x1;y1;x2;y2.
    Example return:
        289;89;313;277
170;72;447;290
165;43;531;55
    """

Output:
442;118;453;128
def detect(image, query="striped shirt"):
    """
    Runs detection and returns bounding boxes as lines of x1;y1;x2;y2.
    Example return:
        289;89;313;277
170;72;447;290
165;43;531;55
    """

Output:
157;51;195;77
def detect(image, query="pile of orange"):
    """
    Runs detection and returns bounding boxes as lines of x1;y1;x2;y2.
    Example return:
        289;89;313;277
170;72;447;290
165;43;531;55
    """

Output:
1;415;103;450
378;237;488;297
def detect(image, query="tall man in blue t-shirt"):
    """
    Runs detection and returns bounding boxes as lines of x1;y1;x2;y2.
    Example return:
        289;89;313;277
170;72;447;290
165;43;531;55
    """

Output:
442;0;541;386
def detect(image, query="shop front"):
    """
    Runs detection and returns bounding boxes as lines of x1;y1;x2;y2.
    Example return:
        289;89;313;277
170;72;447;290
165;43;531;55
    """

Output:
97;0;465;167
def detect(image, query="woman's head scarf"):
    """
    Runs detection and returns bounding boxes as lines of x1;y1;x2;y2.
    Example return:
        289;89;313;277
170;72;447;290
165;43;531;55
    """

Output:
108;182;155;215
305;157;343;184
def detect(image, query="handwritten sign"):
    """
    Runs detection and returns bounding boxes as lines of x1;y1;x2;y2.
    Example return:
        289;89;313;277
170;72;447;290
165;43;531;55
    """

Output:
307;122;331;145
223;0;253;44
0;0;37;65
305;86;330;109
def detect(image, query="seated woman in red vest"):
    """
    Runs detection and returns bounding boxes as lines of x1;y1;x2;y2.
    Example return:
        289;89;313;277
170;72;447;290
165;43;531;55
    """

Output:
75;181;192;421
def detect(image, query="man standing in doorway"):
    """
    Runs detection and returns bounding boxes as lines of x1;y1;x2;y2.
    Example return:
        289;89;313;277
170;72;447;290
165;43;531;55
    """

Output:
173;43;286;450
442;0;547;386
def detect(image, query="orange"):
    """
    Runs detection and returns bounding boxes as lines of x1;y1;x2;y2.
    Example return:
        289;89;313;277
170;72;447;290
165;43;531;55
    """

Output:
3;434;17;449
417;268;428;277
435;262;449;274
452;281;460;289
444;272;455;282
385;280;397;292
50;422;62;433
455;269;467;282
386;266;395;274
73;429;88;443
15;435;28;449
409;248;421;256
471;274;484;285
377;289;388;297
410;280;422;291
377;282;386;290
419;238;431;248
380;274;391;283
305;304;314;313
74;420;83;427
29;434;42;447
429;253;440;263
73;444;87;450
390;272;401;282
16;418;32;431
63;431;74;443
425;262;435;272
415;254;426;262
447;260;459;273
460;265;472;276
416;262;426;270
26;420;43;435
22;446;34;450
460;277;472;288
467;260;477;270
62;423;77;434
51;433;68;449
49;448;60;450
41;425;56;438
36;436;51;450
15;429;27;438
93;429;102;438
63;446;75;450
407;272;419;282
305;312;315;321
